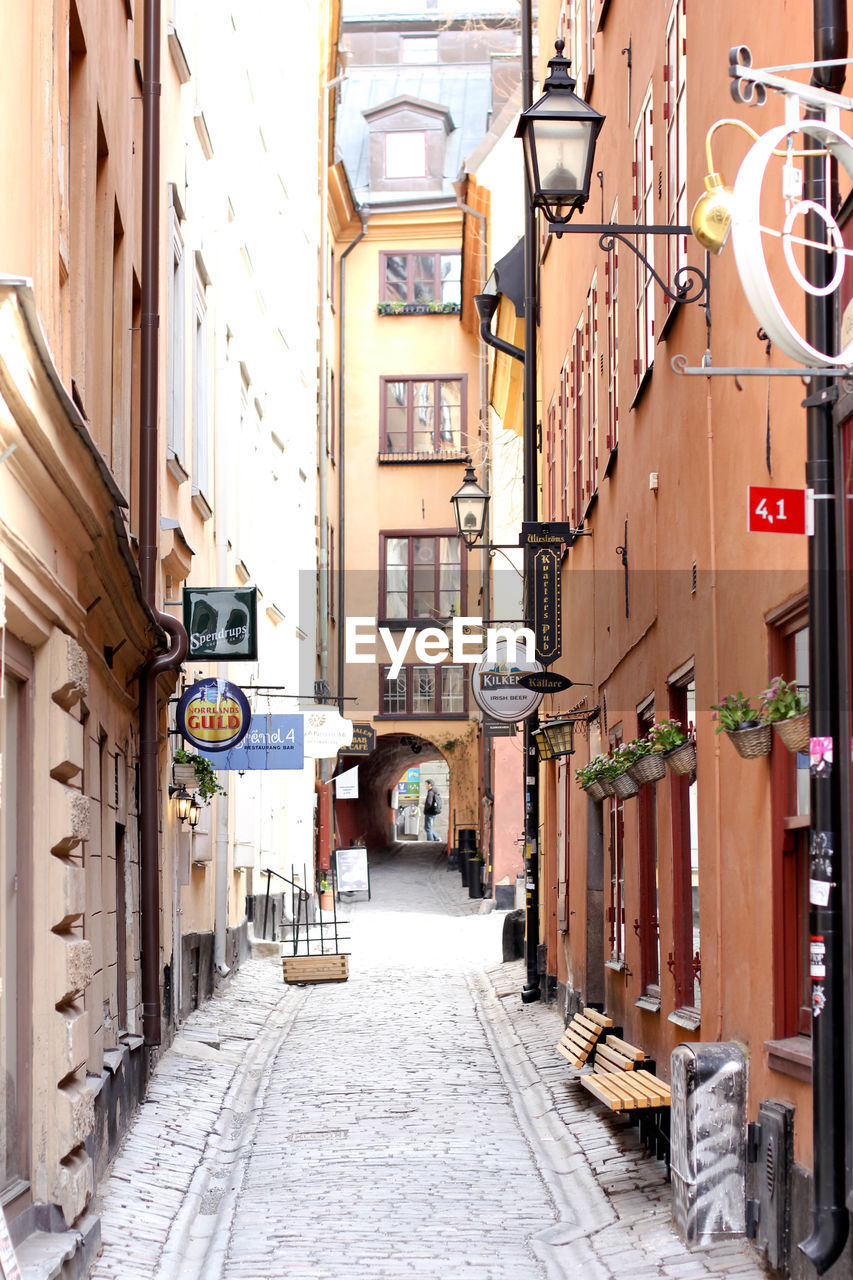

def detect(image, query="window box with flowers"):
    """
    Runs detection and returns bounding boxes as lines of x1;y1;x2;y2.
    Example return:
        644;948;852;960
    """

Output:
760;676;809;753
575;754;616;802
376;301;461;316
711;692;772;758
172;748;227;802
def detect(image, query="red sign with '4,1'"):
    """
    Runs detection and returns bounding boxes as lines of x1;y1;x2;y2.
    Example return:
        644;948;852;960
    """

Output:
747;486;813;535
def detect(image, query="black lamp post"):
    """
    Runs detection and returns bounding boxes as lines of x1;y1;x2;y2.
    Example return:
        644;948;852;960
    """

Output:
451;459;490;548
515;38;604;224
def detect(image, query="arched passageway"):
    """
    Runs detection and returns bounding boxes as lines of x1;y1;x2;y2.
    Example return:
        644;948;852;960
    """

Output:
335;732;448;850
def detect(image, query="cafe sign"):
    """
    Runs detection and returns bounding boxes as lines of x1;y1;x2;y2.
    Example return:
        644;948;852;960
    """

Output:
183;587;258;661
532;544;561;665
340;723;376;756
176;678;251;753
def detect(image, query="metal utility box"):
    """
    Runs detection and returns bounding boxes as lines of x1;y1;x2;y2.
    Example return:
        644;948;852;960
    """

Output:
747;1099;794;1273
671;1041;747;1246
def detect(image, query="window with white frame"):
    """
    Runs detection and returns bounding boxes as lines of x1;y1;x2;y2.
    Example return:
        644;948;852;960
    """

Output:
192;268;211;510
634;87;655;385
560;355;570;522
585;0;596;83
665;0;687;310
571;317;585;523
167;209;186;469
586;274;598;500
605;201;619;452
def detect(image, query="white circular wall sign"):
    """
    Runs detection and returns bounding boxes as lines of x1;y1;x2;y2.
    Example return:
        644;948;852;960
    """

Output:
471;641;544;724
731;118;853;367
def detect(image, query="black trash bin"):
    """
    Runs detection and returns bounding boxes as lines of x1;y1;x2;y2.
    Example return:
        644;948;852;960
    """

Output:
468;857;484;899
458;829;476;886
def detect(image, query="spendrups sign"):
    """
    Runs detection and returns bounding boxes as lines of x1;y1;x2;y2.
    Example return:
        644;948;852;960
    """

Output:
471;641;543;724
183;587;258;661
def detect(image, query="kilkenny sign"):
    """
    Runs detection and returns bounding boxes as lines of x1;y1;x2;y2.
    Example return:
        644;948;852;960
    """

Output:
471;641;543;724
532;544;561;665
176;678;251;753
339;723;376;756
183;586;258;661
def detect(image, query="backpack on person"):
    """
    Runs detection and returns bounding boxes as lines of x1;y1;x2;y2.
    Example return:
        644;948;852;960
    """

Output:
432;790;442;814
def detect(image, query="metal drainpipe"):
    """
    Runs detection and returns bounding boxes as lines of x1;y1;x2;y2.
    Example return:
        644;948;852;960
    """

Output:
336;211;369;712
319;72;346;706
520;0;540;1003
455;184;493;879
799;3;849;1270
139;0;189;1046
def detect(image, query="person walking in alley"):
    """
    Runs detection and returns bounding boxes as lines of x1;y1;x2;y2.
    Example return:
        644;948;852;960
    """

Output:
423;779;442;841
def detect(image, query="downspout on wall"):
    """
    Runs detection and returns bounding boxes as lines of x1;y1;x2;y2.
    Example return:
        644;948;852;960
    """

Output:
336;209;369;714
139;0;188;1045
799;3;849;1270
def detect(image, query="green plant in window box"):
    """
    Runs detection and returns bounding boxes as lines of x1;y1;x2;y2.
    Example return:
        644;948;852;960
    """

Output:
173;748;226;802
648;718;687;753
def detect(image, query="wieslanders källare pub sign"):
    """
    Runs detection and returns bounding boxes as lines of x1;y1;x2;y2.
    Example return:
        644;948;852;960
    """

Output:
183;587;259;661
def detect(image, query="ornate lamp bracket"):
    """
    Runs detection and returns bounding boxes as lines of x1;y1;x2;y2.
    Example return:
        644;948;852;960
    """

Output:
547;221;709;307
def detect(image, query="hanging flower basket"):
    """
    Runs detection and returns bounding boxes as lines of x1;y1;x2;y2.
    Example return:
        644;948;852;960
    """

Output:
726;723;772;759
612;770;640;799
773;711;810;754
598;777;616;797
628;753;667;786
584;779;608;802
664;739;697;776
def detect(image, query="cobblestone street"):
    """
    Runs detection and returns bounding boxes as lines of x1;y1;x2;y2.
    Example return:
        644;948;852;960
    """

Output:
89;848;771;1280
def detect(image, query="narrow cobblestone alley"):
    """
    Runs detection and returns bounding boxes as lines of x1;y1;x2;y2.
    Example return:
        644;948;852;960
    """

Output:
89;849;771;1280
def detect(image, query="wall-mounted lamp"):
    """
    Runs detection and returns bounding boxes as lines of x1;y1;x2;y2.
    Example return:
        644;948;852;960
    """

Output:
169;785;193;822
533;717;577;761
450;458;490;548
187;794;201;829
691;120;738;255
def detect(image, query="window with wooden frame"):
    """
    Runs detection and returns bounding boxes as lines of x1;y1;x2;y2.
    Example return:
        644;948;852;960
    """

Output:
167;205;186;471
571;318;585;523
608;724;626;964
379;662;467;717
585;0;596;86
379;251;461;306
379;375;466;457
192;263;211;513
768;603;811;1049
560;355;571;522
636;701;661;1003
664;0;687;316
546;394;557;518
605;202;619;454
585;275;599;500
668;673;700;1017
380;531;463;624
633;87;655;387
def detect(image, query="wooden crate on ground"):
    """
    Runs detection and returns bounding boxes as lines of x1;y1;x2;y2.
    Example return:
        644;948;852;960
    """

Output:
282;954;349;985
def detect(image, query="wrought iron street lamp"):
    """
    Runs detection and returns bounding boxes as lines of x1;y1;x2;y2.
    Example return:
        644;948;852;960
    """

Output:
515;39;605;224
451;459;490;548
187;794;201;829
170;785;192;822
533;717;576;761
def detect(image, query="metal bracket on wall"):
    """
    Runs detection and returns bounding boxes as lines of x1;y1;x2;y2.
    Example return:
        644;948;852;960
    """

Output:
672;353;853;380
548;223;709;307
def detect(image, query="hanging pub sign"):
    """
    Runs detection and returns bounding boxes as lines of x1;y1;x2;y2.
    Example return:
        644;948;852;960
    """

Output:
517;670;572;693
520;521;573;545
198;714;304;770
532;544;561;665
339;723;376;756
176;678;251;753
182;586;258;661
471;640;544;724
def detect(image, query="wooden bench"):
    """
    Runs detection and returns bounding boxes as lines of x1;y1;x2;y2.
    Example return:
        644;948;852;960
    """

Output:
282;954;349;985
577;1034;671;1170
555;1007;613;1069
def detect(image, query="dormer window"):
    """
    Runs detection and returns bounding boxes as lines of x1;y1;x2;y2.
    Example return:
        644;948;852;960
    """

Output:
363;95;454;195
385;132;427;180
